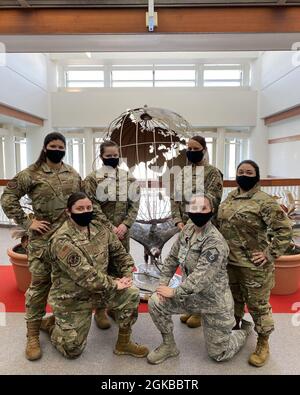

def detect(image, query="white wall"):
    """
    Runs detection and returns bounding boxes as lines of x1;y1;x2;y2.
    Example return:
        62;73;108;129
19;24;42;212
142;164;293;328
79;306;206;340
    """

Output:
268;116;300;178
259;51;300;177
0;53;49;119
51;87;257;128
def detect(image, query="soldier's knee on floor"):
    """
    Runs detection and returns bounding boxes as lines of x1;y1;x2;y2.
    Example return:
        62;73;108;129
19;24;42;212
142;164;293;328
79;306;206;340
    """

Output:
62;345;84;359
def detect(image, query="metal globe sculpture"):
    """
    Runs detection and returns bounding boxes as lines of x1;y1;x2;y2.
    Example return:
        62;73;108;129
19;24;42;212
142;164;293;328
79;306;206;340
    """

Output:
104;105;193;298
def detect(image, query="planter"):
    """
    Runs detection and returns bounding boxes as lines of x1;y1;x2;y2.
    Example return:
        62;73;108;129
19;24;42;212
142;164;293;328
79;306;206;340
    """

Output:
7;245;31;293
272;253;300;295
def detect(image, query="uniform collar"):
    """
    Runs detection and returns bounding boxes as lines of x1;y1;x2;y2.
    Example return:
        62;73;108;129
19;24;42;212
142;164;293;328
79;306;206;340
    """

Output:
40;161;70;174
96;165;119;178
184;220;213;242
231;183;261;199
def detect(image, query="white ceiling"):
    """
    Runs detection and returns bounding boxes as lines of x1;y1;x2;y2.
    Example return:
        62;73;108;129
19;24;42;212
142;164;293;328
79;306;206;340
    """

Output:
1;33;300;53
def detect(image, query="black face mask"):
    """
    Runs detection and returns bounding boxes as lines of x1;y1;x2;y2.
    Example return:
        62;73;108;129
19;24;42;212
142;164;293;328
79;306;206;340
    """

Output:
236;175;259;192
102;157;119;168
71;211;94;227
188;211;213;228
45;149;65;164
186;150;204;164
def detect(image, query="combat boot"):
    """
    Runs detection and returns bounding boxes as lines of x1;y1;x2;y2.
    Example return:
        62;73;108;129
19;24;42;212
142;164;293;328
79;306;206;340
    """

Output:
25;320;42;361
248;335;270;367
180;314;191;323
186;314;201;328
94;308;111;330
40;315;55;335
114;328;149;358
147;333;180;365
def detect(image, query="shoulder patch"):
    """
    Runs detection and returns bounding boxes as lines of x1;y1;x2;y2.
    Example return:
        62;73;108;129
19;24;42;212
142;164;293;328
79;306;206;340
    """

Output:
57;243;71;260
7;180;18;190
204;247;220;264
67;253;81;267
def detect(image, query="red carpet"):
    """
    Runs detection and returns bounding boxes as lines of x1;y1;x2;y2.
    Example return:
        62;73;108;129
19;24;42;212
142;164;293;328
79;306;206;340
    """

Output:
0;266;299;314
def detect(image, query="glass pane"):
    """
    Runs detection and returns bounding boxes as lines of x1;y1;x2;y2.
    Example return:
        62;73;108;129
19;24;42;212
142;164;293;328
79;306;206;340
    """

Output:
112;81;153;87
112;70;153;81
207;143;213;164
204;69;242;80
67;70;104;81
204;81;241;87
67;81;104;88
154;80;195;87
20;140;27;171
155;70;195;80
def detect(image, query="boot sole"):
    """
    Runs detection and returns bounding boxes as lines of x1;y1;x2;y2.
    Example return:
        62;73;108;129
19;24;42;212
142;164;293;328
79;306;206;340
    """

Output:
113;350;149;358
25;353;42;361
248;353;269;367
147;350;180;365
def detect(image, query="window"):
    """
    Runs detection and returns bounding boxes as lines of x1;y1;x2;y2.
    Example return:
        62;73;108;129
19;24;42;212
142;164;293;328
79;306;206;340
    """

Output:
154;67;196;87
0;136;5;178
65;138;86;178
63;62;250;88
66;68;104;88
111;68;153;87
93;137;104;170
14;137;27;173
205;137;216;166
203;64;243;87
224;138;249;179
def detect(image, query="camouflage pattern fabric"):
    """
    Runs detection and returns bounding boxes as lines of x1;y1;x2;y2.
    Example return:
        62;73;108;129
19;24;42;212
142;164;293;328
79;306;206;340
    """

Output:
1;161;82;322
170;164;223;226
217;184;292;337
149;221;247;361
48;218;139;357
217;184;292;267
84;166;140;253
227;264;275;336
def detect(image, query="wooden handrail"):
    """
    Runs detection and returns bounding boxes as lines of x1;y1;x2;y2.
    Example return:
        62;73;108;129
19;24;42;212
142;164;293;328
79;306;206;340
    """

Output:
1;178;300;188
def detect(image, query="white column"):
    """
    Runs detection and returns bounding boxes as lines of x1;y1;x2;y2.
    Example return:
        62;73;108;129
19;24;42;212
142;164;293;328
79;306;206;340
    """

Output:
216;127;226;174
26;126;49;166
0;132;4;178
84;128;94;176
249;56;268;178
3;124;16;178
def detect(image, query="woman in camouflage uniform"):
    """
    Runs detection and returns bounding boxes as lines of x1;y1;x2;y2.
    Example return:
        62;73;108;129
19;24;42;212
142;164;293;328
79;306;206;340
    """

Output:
84;140;141;330
217;160;292;367
41;192;148;359
171;135;223;328
1;132;82;361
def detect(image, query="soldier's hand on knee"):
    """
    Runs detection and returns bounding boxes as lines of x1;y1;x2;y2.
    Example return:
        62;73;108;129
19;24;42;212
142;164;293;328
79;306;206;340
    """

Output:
115;278;132;290
119;277;133;287
157;285;175;299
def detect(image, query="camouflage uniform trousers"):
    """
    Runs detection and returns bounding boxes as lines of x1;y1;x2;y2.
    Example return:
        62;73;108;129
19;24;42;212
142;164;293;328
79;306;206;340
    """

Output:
227;264;275;336
148;288;248;362
50;286;139;359
25;240;52;322
95;234;130;311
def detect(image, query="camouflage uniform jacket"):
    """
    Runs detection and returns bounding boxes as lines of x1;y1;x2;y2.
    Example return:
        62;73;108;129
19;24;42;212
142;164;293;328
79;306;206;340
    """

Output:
49;218;134;307
84;166;140;230
217;184;292;268
171;164;223;225
1;162;81;241
160;221;230;303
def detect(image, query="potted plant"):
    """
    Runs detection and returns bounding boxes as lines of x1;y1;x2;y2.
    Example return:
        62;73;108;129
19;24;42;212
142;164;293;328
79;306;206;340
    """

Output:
271;227;300;295
7;226;31;293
